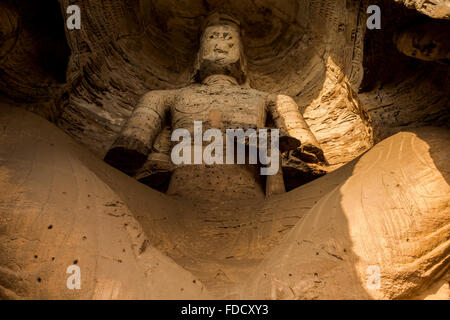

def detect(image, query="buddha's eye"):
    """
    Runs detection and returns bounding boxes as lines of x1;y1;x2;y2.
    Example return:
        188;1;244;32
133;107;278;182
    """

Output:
223;33;233;40
209;32;220;39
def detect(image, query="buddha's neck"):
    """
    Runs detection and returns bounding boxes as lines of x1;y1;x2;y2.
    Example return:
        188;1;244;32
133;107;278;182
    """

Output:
202;74;239;86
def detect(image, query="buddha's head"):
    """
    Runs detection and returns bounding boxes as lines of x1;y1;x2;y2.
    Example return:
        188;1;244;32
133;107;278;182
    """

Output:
195;12;247;84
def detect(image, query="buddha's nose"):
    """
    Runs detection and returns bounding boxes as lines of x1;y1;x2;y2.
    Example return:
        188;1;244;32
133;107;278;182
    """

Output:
214;44;228;54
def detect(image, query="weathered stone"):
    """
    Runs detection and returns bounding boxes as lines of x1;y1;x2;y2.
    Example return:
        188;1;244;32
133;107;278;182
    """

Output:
1;106;448;299
0;0;449;301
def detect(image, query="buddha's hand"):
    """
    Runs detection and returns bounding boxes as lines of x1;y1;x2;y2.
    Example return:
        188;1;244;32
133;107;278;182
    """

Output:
293;143;327;165
278;130;301;153
104;134;150;175
277;129;326;164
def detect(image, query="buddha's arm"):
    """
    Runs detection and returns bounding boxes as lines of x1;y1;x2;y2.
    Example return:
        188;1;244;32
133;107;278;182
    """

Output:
266;94;325;162
104;90;172;174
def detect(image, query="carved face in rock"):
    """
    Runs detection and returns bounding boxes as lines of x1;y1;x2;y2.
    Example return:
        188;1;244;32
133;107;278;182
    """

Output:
196;22;247;83
394;22;450;62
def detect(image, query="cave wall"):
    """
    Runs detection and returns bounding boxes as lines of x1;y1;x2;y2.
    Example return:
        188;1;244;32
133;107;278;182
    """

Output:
360;0;449;142
0;0;70;121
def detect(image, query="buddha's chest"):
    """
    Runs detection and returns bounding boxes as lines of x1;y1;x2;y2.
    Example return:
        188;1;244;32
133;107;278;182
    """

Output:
171;86;268;129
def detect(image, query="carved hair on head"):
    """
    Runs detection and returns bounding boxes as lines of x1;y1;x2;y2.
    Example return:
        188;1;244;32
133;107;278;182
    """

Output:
201;11;241;32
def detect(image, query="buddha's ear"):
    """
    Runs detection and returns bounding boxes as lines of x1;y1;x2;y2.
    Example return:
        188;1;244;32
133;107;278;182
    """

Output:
239;51;248;85
238;29;248;85
239;61;249;87
192;47;202;83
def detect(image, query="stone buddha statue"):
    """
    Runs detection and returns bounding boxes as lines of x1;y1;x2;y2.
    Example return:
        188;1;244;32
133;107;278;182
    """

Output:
0;6;448;301
105;13;325;201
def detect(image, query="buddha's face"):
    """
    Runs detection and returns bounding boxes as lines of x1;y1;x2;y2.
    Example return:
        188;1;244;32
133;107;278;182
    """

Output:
197;24;245;82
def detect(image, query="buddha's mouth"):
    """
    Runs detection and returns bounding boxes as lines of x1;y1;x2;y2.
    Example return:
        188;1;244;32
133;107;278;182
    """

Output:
213;57;227;65
214;48;229;54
